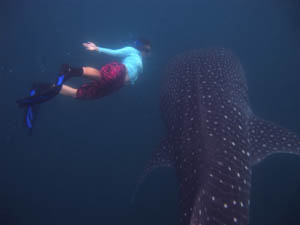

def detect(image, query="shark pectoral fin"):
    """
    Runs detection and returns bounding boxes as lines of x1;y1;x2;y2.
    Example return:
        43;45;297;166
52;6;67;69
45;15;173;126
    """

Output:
249;116;300;165
131;137;175;203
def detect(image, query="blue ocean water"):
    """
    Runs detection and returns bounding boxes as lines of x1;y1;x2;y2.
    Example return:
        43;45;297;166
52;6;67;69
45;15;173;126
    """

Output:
0;0;300;224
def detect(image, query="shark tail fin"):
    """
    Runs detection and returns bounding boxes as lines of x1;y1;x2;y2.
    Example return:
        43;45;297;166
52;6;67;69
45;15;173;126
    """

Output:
249;116;300;165
131;137;175;204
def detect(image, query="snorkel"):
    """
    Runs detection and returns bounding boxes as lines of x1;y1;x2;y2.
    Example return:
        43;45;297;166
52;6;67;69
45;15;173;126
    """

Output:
134;39;151;54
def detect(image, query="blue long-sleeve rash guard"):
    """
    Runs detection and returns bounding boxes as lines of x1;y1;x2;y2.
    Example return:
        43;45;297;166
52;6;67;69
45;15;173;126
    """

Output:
98;46;143;84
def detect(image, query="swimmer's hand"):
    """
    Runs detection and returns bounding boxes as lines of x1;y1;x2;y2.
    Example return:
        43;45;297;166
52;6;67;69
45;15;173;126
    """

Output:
82;42;98;51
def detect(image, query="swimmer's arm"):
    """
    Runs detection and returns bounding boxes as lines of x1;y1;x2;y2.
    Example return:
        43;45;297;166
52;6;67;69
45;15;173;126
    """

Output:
82;42;130;57
97;47;130;57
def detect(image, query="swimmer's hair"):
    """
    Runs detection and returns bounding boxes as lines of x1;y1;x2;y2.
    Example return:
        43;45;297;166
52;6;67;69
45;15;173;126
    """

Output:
134;38;151;52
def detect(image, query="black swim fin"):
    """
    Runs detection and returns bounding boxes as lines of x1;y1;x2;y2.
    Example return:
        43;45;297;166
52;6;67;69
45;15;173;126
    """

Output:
16;74;66;108
17;73;67;135
59;64;83;81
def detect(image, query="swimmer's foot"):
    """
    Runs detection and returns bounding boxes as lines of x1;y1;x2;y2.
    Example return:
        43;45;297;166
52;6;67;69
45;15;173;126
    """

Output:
59;64;83;81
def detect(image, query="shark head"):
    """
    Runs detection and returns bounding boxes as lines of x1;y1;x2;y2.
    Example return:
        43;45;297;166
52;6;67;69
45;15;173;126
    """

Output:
135;48;300;225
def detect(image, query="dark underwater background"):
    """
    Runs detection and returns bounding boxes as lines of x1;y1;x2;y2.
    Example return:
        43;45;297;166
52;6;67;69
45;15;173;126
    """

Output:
1;0;300;224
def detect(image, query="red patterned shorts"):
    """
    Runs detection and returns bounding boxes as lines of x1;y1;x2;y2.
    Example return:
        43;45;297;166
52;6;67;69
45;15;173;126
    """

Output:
76;62;126;100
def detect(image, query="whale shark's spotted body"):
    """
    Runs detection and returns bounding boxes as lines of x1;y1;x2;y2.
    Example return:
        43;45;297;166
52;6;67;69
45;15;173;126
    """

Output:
136;48;300;225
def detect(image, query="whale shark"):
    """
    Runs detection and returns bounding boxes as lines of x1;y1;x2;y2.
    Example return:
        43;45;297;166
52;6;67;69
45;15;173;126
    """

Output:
135;48;300;225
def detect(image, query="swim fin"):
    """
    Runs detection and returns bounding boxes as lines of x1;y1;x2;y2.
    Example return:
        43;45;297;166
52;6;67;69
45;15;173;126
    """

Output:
16;74;66;108
59;64;83;81
17;73;67;135
23;83;44;135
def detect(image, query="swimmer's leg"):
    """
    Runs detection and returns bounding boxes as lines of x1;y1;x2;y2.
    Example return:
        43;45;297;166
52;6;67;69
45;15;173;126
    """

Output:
82;66;129;82
60;64;102;81
59;64;83;81
59;85;77;98
59;62;127;100
59;82;101;99
82;67;102;81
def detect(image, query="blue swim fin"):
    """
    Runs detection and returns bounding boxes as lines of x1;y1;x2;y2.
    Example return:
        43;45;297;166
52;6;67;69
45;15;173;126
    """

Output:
16;74;66;108
17;74;66;135
24;84;41;135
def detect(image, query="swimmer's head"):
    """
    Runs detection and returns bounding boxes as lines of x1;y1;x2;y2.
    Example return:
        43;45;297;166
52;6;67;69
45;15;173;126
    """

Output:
134;38;151;55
